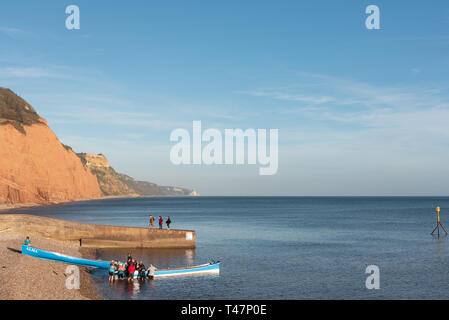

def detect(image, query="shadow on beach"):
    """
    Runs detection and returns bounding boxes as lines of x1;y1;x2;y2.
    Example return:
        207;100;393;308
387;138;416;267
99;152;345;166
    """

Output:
7;247;21;254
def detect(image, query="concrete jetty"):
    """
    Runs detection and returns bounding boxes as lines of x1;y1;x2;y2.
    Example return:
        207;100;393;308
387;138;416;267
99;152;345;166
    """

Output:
0;214;195;248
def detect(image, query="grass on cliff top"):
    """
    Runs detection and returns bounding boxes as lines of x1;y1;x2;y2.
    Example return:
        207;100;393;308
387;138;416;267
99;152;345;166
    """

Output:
0;88;43;134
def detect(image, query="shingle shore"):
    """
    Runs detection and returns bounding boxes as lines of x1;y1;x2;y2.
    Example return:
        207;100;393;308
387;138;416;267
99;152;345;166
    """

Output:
0;231;102;300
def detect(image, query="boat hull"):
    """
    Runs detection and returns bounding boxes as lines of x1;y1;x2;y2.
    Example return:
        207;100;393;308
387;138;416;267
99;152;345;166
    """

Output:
155;262;220;278
21;244;110;269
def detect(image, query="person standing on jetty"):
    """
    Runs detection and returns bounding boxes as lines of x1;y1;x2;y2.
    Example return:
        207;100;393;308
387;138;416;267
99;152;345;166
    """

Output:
149;215;155;228
159;216;163;229
166;216;172;229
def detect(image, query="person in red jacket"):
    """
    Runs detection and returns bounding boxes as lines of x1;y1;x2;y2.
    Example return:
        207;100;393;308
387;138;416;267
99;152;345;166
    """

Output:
159;216;163;229
127;261;136;282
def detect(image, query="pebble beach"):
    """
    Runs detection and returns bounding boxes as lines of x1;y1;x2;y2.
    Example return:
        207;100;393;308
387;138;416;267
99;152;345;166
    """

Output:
0;231;102;300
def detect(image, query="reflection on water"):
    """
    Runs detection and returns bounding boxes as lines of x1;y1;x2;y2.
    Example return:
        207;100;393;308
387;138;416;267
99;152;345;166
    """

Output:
132;280;140;298
185;249;194;266
104;277;151;299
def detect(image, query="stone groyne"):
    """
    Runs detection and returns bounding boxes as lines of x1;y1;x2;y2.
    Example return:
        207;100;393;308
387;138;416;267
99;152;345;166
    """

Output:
0;214;195;249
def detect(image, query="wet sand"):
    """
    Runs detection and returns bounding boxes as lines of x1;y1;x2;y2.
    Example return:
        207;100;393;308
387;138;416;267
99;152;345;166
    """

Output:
0;231;102;300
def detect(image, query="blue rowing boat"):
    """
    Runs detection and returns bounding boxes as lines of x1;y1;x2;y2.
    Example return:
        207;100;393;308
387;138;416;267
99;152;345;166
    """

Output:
21;244;110;268
21;245;220;277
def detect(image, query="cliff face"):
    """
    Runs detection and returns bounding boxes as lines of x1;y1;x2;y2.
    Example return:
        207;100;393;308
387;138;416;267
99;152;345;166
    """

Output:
0;88;102;205
80;154;110;167
77;153;137;196
77;153;199;197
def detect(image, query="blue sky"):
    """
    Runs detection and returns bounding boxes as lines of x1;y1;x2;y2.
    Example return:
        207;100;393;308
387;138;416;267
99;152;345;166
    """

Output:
1;1;449;195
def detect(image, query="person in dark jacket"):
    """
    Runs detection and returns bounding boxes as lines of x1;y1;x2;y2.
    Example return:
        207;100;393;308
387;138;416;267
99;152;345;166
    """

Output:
138;261;146;279
166;216;172;229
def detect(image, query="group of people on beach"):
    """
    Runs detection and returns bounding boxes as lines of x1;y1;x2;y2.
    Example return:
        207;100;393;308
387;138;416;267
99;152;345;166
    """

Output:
108;253;157;283
148;215;171;229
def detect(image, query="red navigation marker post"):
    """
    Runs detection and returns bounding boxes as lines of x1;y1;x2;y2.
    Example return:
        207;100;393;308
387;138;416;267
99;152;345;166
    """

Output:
431;206;448;237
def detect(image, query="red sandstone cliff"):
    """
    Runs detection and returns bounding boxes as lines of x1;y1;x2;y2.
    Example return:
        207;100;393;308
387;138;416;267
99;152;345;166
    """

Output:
0;88;102;205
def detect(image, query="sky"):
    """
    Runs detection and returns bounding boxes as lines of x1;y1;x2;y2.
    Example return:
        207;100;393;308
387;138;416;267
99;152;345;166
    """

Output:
1;0;449;196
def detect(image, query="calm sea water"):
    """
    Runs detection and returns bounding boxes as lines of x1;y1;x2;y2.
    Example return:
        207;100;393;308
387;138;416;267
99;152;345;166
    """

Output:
7;196;449;299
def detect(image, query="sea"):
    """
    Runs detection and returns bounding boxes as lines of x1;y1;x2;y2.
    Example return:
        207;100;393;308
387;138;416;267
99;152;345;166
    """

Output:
6;196;449;300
